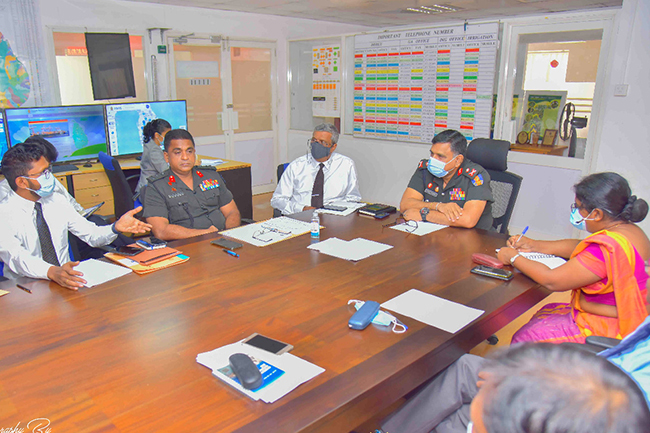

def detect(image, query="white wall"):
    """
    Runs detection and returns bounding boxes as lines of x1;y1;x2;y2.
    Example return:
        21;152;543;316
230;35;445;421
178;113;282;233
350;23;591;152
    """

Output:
39;0;372;173
593;0;650;235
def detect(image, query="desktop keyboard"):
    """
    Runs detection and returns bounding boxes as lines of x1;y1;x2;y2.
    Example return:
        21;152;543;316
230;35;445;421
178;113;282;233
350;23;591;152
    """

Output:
52;164;80;173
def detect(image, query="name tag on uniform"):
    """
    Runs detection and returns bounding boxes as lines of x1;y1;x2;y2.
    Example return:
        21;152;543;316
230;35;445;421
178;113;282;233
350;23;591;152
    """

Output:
199;179;219;192
168;191;185;199
424;188;438;197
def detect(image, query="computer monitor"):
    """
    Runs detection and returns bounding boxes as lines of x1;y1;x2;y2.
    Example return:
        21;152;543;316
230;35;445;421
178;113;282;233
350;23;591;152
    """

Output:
0;110;9;170
4;104;107;164
105;100;188;157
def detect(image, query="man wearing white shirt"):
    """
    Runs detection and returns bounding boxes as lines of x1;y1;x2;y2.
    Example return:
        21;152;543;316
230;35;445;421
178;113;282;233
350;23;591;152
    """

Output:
271;123;361;215
0;143;151;289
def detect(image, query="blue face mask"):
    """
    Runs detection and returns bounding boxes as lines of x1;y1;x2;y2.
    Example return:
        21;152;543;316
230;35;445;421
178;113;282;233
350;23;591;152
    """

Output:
570;207;594;231
348;300;407;333
427;155;457;178
22;169;56;198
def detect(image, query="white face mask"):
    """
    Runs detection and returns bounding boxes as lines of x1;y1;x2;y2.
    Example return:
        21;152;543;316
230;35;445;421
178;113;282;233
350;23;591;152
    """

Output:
347;300;407;333
467;421;474;433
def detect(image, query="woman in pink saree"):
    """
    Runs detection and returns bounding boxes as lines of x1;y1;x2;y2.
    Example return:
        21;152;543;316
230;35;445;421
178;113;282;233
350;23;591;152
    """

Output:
498;173;650;344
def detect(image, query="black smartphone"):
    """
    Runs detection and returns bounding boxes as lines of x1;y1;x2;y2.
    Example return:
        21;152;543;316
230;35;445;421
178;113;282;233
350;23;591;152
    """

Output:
323;204;346;212
111;245;144;256
211;238;243;250
150;236;167;246
374;212;390;220
470;265;514;281
242;333;293;355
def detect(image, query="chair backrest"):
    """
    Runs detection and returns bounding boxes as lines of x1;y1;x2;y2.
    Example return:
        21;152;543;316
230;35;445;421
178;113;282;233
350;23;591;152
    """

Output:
98;151;134;219
273;163;290;217
466;139;522;234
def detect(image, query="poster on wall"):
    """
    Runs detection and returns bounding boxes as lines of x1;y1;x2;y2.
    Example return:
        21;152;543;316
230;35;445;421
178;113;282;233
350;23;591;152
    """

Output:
353;22;499;143
0;0;51;108
312;44;341;117
520;91;567;136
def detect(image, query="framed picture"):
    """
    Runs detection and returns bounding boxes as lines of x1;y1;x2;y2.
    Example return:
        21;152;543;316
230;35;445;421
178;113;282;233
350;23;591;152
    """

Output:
542;129;558;146
516;131;529;144
519;91;567;136
530;132;540;145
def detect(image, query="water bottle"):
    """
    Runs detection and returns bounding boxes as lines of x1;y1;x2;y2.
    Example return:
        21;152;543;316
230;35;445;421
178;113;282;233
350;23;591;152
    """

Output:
311;210;320;239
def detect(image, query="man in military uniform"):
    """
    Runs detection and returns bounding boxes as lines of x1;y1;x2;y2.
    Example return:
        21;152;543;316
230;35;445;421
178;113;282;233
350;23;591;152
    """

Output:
143;129;241;240
400;129;494;230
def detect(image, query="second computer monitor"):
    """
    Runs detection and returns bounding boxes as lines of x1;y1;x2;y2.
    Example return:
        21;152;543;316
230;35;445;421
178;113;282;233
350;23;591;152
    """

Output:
105;100;188;157
0;111;8;170
4;104;107;163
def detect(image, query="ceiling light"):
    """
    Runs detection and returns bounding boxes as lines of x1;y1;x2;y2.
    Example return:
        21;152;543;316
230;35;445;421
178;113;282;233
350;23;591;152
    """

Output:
402;4;460;14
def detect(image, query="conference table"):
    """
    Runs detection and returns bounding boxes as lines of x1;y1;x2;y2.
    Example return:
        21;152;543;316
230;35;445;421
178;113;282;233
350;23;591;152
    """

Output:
0;211;550;432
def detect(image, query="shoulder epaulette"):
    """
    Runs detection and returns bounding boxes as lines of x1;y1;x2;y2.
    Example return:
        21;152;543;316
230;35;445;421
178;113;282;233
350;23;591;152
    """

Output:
417;159;428;170
149;171;168;183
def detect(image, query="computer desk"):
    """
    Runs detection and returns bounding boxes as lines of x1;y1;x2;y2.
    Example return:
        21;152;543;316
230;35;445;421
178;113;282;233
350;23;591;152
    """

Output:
32;156;253;219
0;212;550;432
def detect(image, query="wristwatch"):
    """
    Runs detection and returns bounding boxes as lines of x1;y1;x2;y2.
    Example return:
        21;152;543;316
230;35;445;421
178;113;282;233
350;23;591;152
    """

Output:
420;207;430;222
510;253;521;265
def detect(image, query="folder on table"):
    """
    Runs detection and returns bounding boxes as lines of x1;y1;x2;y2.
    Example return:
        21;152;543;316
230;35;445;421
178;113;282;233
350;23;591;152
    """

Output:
104;253;189;275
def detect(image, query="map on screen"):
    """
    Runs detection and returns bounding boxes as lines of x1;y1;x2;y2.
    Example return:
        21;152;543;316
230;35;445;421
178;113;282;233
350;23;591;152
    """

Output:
5;105;107;163
106;100;187;157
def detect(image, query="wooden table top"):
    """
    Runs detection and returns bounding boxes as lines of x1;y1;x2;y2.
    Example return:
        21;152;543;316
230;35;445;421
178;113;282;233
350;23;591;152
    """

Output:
0;213;549;432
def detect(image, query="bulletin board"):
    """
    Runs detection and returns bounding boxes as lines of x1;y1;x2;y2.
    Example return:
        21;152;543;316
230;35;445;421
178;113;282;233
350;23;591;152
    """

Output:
353;22;499;143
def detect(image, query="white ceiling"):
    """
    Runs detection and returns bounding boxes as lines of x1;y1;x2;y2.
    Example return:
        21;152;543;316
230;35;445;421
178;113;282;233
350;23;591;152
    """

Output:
121;0;622;27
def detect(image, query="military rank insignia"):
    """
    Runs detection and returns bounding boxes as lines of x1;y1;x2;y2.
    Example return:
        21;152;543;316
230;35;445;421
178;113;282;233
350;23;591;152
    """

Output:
472;174;484;186
450;188;466;201
199;178;220;192
457;168;463;176
465;167;477;177
427;182;433;189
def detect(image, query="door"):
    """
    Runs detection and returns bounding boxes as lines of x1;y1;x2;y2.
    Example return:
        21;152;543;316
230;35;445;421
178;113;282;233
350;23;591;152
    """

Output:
168;36;277;195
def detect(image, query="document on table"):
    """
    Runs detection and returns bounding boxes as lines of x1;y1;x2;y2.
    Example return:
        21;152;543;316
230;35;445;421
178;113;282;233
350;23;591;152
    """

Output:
381;289;484;334
222;216;314;247
318;200;366;217
197;340;325;403
308;237;393;261
200;158;225;167
390;221;447;236
75;259;132;288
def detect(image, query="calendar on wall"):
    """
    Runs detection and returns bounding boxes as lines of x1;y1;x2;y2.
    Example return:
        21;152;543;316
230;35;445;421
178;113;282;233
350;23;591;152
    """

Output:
353;23;498;143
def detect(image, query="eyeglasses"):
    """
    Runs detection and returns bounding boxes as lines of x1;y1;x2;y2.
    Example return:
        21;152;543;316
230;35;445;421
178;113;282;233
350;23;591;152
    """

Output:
252;224;292;243
23;167;52;180
382;215;418;235
307;138;333;148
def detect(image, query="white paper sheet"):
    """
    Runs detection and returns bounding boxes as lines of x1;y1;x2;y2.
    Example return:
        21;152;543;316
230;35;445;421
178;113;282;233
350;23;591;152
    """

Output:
390;221;447;236
317;201;366;217
75;259;132;288
381;289;484;334
200;159;225;167
196;340;325;403
221;216;313;247
308;237;393;261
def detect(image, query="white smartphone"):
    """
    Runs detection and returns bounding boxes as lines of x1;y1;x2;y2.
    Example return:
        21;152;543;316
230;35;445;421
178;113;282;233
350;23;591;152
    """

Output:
242;333;293;355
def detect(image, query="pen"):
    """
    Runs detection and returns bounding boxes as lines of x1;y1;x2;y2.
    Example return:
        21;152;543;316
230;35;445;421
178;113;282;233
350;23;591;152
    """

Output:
16;284;32;294
516;226;529;244
223;249;239;258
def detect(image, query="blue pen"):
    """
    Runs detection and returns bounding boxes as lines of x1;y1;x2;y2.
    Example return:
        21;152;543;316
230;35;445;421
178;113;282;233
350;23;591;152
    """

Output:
516;226;529;244
223;249;239;258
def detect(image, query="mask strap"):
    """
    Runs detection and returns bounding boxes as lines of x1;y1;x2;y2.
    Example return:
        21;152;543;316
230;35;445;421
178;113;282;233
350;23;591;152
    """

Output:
379;309;408;334
347;299;364;307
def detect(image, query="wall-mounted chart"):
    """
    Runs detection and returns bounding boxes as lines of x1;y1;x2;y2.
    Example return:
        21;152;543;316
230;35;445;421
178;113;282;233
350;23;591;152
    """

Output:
353;23;498;143
312;44;341;117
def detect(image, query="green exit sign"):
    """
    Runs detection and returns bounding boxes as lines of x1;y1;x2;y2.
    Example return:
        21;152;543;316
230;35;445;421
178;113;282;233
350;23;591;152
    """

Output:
157;45;167;54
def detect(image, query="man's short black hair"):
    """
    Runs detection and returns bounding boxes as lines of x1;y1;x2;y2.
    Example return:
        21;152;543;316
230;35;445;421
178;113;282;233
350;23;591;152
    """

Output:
432;129;468;156
482;343;650;433
163;129;195;152
1;143;48;191
23;136;58;163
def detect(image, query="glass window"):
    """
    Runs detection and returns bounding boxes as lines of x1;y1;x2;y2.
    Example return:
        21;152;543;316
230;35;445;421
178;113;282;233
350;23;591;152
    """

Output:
52;32;147;105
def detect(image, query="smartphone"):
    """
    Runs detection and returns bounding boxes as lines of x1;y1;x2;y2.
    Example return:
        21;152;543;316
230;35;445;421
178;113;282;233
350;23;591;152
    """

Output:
114;245;144;256
374;212;390;220
470;265;514;281
242;333;293;355
211;238;243;250
149;236;167;247
136;239;167;250
323;204;346;212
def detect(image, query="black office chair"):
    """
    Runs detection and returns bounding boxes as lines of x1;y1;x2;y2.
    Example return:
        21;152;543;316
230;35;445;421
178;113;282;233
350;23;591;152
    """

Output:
466;139;523;235
272;163;289;218
98;151;141;219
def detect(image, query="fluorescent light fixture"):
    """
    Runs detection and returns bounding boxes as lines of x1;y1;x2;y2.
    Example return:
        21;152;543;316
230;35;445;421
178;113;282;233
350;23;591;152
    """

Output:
402;4;459;14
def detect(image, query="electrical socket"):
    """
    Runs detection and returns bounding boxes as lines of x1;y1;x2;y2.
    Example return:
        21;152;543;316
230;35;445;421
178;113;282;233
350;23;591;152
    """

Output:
614;84;629;97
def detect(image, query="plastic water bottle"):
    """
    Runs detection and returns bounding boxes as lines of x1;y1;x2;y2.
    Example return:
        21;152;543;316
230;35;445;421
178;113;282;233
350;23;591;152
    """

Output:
311;210;320;239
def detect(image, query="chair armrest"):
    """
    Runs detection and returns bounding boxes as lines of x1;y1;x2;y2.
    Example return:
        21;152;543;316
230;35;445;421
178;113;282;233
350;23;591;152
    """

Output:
585;336;621;350
125;174;139;182
241;218;256;225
